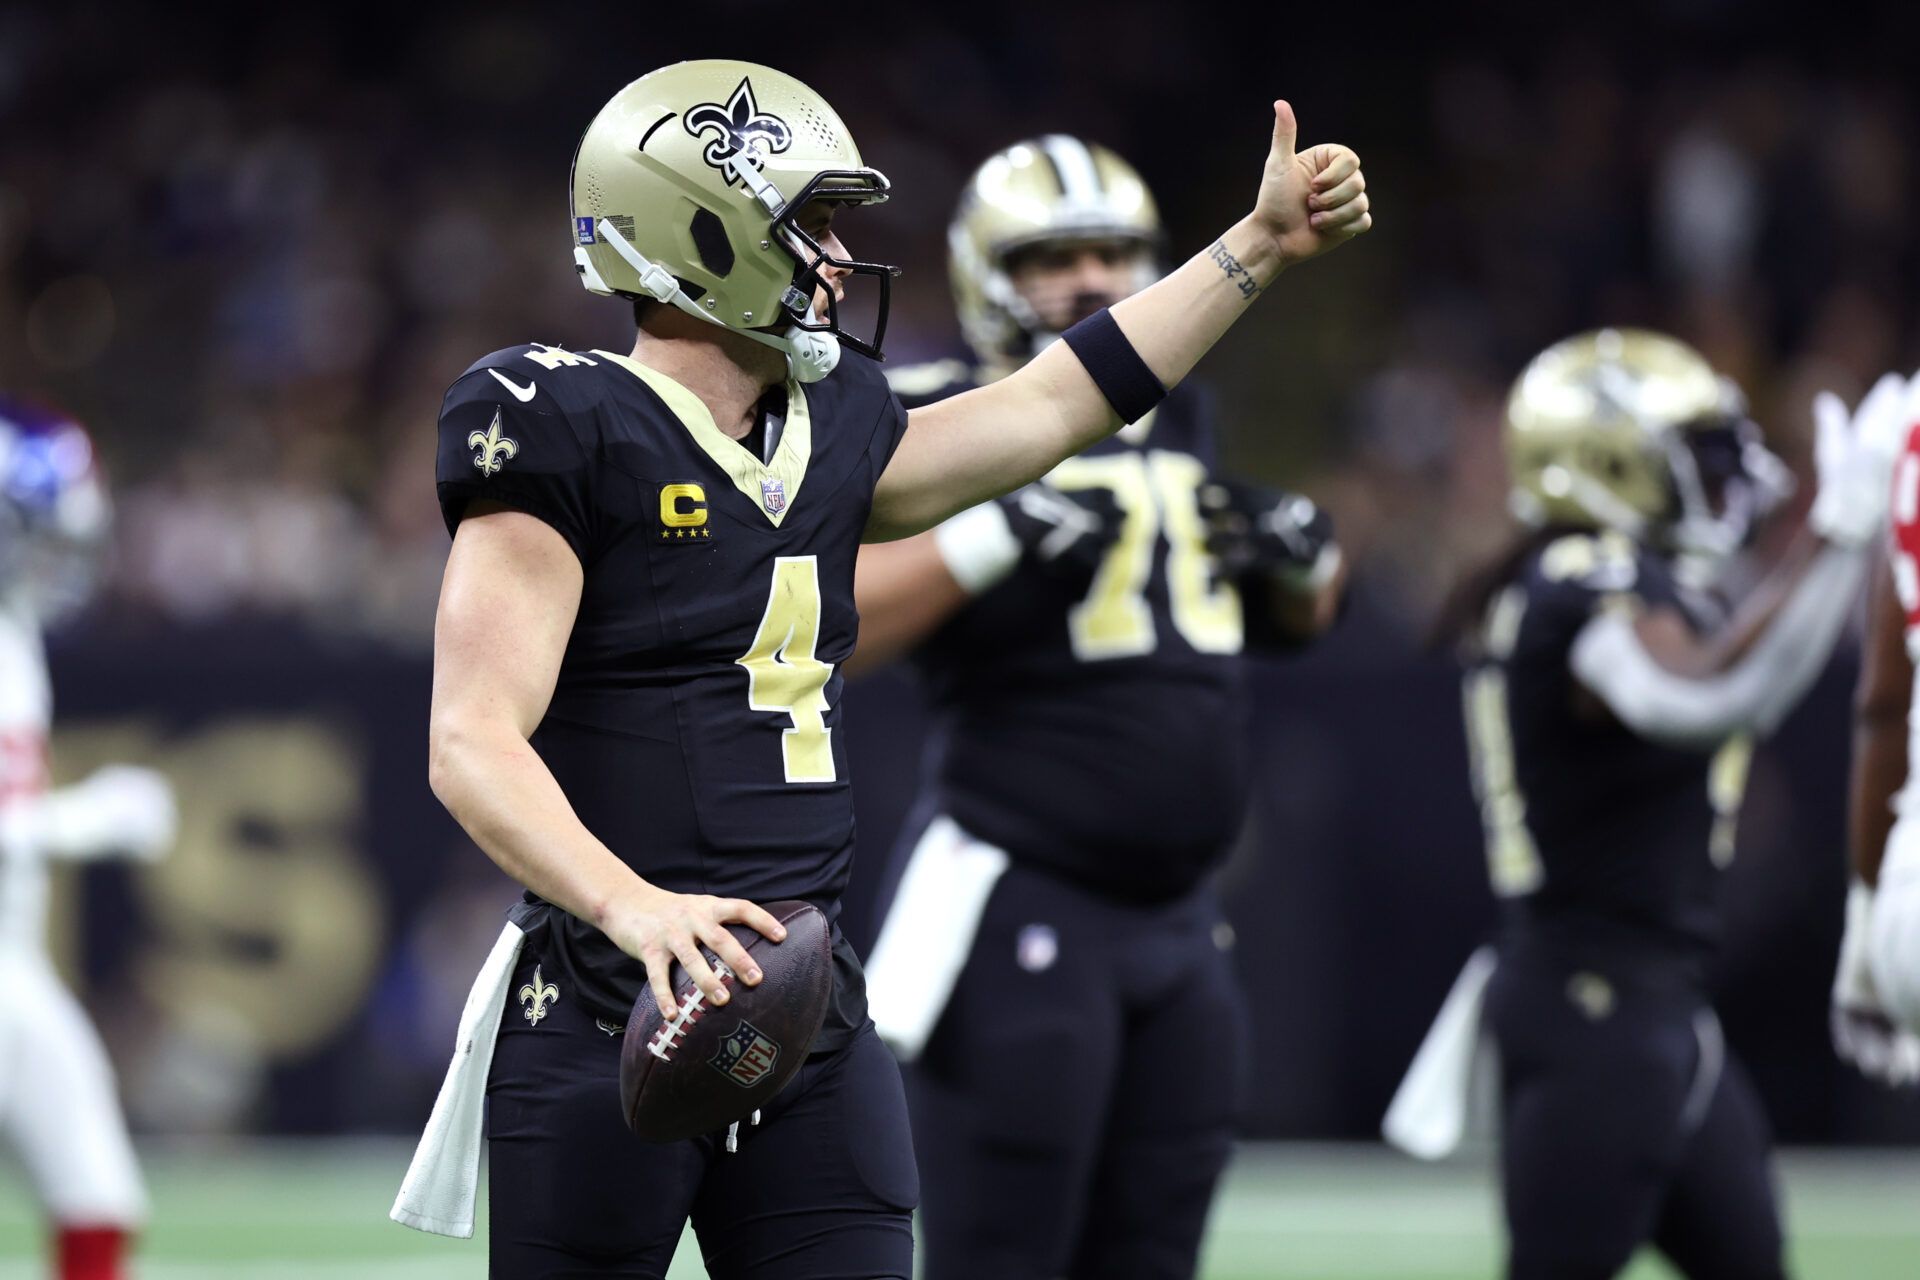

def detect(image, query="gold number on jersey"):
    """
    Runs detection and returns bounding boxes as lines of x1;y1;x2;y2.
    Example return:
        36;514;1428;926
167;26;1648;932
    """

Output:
1045;450;1244;662
738;556;836;783
520;342;599;370
1464;586;1543;897
1151;452;1243;654
1048;455;1160;659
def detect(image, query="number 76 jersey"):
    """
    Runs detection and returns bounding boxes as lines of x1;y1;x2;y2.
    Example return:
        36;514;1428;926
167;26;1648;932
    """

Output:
434;342;909;930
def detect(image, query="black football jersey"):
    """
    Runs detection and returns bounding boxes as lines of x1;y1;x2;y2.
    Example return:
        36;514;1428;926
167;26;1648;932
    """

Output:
891;362;1251;901
1461;530;1750;975
436;341;910;1046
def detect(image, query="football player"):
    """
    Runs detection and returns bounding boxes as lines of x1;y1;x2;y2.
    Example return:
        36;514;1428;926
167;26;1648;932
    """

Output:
1834;379;1920;1084
393;59;1370;1278
853;136;1344;1280
0;398;177;1280
1426;331;1905;1280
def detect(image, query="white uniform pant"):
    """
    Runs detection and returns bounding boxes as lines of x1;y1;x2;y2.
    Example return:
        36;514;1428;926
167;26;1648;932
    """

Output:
0;951;146;1225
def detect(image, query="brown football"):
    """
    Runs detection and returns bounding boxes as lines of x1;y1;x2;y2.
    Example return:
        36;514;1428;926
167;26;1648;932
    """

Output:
618;900;832;1143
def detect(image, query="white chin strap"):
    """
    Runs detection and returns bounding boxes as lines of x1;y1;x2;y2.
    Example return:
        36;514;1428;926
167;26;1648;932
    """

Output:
579;218;840;384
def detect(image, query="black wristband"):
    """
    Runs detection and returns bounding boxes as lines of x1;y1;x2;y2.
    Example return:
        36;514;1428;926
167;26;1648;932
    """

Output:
1060;308;1166;424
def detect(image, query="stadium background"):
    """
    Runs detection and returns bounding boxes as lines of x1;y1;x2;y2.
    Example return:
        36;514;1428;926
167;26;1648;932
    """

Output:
5;0;1920;1273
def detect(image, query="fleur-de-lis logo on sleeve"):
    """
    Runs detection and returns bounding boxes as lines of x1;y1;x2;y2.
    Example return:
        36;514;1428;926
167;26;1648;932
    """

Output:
684;77;792;181
518;965;559;1026
468;408;519;477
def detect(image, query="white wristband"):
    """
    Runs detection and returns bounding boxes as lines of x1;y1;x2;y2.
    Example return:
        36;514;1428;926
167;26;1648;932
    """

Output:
932;502;1021;596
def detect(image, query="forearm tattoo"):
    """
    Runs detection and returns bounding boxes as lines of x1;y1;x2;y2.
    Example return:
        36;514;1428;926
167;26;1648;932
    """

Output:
1208;238;1260;299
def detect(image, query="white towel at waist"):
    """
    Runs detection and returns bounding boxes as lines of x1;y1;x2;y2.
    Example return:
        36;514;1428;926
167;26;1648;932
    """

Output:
390;920;526;1238
865;815;1009;1062
1382;946;1498;1161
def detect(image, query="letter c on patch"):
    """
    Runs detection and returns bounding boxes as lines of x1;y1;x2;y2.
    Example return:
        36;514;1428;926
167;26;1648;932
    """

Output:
660;483;708;528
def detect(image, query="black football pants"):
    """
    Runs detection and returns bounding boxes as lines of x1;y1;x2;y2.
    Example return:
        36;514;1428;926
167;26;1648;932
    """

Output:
485;952;918;1278
908;863;1248;1280
1486;957;1787;1280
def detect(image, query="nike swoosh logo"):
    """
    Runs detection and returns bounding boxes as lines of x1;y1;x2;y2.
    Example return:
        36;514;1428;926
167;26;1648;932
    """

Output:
488;369;537;402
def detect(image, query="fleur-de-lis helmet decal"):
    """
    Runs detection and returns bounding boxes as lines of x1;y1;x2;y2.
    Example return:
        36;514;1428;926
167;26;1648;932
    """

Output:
684;78;793;182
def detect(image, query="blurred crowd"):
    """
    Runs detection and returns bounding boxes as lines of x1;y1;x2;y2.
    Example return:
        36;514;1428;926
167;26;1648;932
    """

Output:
2;5;1918;647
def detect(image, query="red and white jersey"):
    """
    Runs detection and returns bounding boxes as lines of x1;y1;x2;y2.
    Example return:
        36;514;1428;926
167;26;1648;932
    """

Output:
0;593;54;954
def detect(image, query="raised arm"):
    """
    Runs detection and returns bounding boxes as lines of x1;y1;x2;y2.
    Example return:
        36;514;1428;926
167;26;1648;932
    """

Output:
1568;377;1912;750
430;501;785;1018
865;102;1370;541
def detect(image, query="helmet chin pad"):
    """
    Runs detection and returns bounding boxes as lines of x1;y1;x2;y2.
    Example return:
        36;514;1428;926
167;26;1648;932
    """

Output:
592;218;839;383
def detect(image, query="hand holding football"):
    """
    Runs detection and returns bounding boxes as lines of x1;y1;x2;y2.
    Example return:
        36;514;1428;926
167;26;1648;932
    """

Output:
619;899;833;1142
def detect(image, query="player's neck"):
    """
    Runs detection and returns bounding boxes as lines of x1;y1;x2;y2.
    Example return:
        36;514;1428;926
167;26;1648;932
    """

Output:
630;314;787;442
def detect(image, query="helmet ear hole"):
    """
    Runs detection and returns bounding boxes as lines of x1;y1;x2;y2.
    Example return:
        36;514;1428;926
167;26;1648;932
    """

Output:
689;207;735;277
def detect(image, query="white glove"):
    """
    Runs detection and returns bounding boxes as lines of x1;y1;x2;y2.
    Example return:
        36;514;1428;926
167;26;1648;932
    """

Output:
1809;373;1914;547
1832;881;1920;1086
44;764;178;862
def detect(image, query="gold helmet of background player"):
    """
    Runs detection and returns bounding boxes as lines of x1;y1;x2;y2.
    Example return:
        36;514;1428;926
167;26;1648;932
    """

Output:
949;136;1162;365
1505;327;1791;566
570;60;898;381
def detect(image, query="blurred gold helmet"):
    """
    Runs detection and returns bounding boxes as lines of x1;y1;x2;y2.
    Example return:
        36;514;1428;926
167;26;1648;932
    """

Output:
570;60;897;381
948;136;1161;364
1505;328;1790;565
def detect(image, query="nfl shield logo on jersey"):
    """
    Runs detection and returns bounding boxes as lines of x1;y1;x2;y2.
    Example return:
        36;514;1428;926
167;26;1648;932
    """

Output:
760;476;786;515
709;1021;781;1088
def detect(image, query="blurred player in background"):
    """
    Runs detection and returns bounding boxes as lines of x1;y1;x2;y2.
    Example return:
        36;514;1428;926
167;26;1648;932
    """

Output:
1420;333;1904;1279
856;138;1345;1280
397;58;1370;1278
0;399;177;1280
1835;380;1920;1084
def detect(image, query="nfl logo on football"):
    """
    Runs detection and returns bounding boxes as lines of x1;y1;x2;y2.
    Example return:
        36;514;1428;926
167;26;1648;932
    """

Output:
760;476;786;515
710;1021;781;1088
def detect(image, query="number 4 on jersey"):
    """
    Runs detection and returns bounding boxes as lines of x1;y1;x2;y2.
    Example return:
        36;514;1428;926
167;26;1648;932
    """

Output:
738;556;836;783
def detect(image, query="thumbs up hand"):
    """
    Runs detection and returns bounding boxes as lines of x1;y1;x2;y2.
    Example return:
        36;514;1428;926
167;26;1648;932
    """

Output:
1251;100;1371;269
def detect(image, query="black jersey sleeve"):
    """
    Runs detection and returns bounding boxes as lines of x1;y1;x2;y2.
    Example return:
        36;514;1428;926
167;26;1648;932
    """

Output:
435;363;599;561
871;385;911;471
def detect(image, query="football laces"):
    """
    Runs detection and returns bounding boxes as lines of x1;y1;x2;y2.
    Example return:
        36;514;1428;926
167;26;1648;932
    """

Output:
646;959;736;1063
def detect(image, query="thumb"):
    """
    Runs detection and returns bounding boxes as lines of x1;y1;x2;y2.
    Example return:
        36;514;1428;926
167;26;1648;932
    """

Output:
1271;99;1297;162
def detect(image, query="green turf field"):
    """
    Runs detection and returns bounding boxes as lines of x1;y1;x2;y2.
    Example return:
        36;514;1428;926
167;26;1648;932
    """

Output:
1;1141;1916;1278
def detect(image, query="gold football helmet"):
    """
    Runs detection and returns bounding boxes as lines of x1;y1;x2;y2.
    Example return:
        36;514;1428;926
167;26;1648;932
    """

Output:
1505;328;1790;563
948;136;1161;364
570;60;897;381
